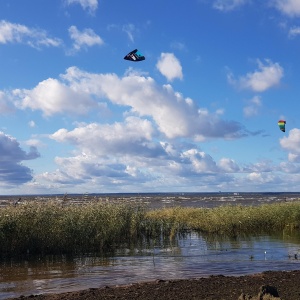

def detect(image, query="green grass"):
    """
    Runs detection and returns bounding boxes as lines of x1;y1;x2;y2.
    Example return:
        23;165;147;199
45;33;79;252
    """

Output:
1;200;300;258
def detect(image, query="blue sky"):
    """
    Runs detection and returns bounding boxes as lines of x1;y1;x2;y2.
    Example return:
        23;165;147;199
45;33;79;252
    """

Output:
1;0;300;195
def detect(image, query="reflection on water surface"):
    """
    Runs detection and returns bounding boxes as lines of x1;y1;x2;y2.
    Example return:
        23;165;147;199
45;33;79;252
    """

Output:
1;232;300;300
1;193;300;299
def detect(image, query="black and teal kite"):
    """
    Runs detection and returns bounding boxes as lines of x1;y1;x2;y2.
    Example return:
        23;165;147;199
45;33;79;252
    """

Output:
124;49;145;62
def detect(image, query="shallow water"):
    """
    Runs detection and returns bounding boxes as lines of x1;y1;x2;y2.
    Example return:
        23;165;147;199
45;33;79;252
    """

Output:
1;192;300;299
1;232;300;300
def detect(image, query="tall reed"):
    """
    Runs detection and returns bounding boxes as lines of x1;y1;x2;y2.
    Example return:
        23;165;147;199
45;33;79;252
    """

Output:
146;201;300;236
1;200;300;258
0;201;150;257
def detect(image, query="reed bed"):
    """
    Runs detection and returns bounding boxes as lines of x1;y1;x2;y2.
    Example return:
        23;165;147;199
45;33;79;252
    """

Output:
0;201;151;258
146;201;300;236
1;200;300;258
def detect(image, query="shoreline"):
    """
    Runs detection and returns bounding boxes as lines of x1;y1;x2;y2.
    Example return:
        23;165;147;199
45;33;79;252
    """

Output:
8;270;300;300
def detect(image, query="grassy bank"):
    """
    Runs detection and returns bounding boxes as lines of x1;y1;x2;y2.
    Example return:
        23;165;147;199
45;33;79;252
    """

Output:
1;200;300;257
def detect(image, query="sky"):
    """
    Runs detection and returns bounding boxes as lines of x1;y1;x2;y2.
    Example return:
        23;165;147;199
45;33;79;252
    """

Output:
1;0;300;195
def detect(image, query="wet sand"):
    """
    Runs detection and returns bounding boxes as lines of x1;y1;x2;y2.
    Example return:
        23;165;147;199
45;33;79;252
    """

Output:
9;270;300;300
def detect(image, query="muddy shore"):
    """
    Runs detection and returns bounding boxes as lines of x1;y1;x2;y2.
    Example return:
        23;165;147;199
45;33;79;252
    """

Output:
9;270;300;300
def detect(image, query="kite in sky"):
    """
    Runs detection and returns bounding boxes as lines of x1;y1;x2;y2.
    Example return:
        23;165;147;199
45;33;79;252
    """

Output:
124;49;145;62
278;120;286;132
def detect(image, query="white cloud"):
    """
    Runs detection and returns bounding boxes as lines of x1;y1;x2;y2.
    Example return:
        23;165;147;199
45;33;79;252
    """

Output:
156;53;183;82
228;59;284;92
50;117;160;157
288;153;300;162
280;161;300;173
213;0;249;11
181;149;219;173
37;151;154;188
7;66;212;138
66;0;98;13
25;138;45;148
218;158;240;172
12;77;97;117
38;167;85;185
247;172;276;184
0;20;62;49
288;26;300;37
280;128;300;161
278;127;300;174
68;26;104;52
28;120;36;128
60;67;246;139
250;160;274;172
122;24;136;43
3;66;254;191
273;0;300;17
243;96;262;117
44;128;237;190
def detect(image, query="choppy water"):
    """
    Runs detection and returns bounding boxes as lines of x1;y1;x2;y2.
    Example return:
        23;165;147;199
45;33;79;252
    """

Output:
1;192;300;299
1;192;300;209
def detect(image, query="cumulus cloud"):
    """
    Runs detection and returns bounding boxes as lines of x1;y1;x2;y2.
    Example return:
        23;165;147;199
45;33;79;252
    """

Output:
273;0;300;17
68;26;104;52
39;166;86;185
44;131;238;190
0;132;40;186
228;59;284;92
59;66;247;139
156;53;183;82
44;118;170;186
5;67;247;139
12;77;97;117
247;172;277;184
218;158;240;172
249;160;275;172
277;127;300;176
65;0;98;13
3;65;261;191
181;149;219;173
38;152;154;189
280;128;300;161
0;20;62;49
50;117;163;157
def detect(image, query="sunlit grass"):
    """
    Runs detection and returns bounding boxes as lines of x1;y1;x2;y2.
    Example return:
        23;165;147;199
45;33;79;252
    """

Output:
0;201;150;258
146;201;300;236
1;200;300;258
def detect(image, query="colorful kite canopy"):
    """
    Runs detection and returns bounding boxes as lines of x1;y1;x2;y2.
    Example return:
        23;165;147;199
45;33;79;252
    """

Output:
124;49;145;62
278;120;286;132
